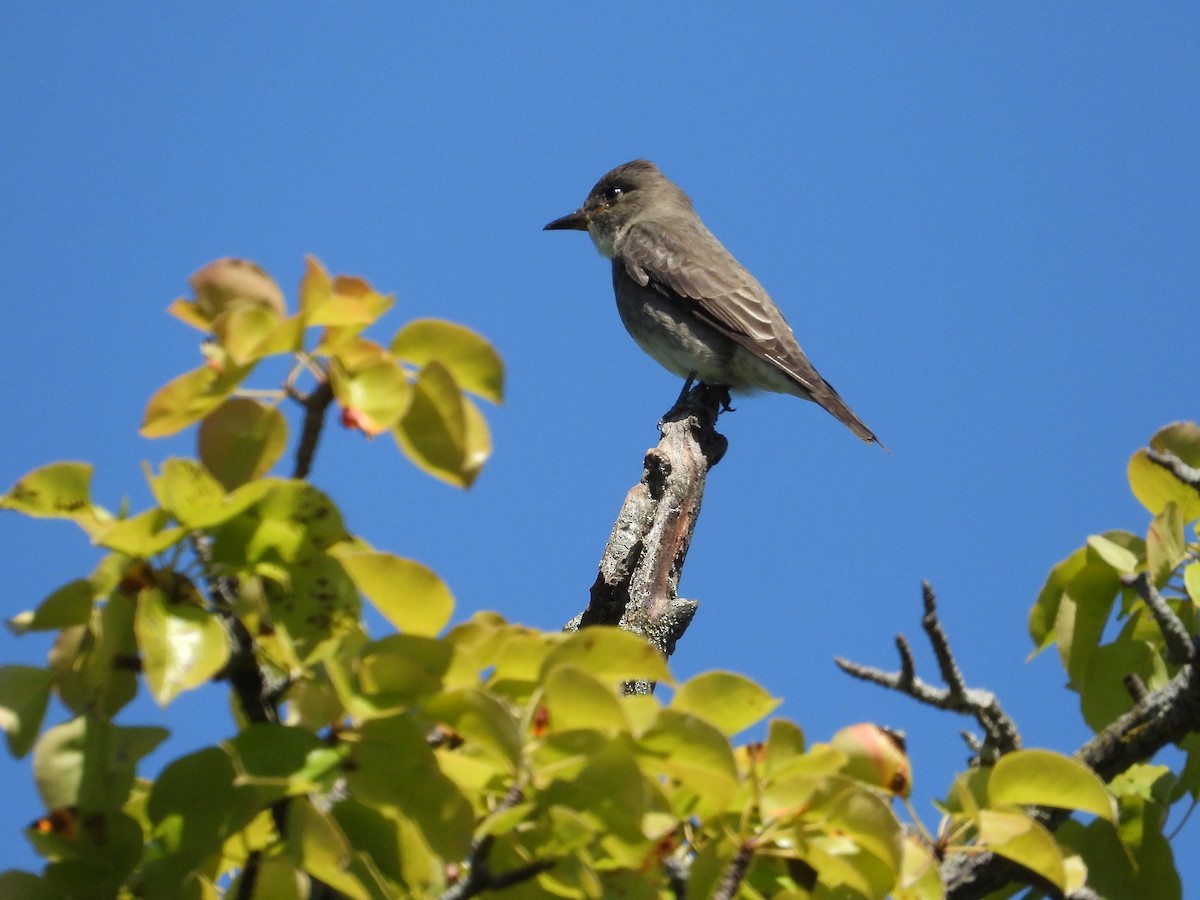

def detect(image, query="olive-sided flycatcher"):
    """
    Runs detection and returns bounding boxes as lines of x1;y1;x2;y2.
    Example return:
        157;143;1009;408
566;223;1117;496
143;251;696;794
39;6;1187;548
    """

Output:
544;159;882;447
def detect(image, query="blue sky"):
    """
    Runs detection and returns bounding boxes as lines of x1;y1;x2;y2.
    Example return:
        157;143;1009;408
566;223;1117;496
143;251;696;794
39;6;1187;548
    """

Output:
2;3;1198;886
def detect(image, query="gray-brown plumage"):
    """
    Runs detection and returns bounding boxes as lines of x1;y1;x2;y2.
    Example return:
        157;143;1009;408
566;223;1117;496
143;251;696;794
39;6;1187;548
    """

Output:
545;159;882;447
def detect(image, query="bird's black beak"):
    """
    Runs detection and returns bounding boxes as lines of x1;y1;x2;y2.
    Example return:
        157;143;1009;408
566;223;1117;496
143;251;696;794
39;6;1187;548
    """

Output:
543;208;590;231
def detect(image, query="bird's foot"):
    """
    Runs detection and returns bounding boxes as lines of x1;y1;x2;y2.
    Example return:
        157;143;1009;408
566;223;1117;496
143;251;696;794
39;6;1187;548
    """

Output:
658;378;732;431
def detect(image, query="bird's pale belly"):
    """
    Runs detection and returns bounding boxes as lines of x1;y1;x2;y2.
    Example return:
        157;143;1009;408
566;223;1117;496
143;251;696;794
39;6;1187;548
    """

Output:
613;277;811;399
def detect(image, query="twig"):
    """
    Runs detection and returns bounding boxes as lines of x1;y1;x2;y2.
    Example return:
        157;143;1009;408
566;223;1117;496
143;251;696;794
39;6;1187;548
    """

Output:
439;788;555;900
835;582;1021;762
566;384;727;694
711;844;753;900
1122;571;1195;665
1145;447;1200;493
290;371;335;480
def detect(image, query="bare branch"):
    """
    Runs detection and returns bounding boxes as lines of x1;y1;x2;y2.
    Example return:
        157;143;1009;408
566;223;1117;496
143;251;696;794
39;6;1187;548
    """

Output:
711;844;754;900
440;788;554;900
290;371;335;480
1122;571;1195;664
836;583;1021;761
568;384;727;693
1145;447;1200;493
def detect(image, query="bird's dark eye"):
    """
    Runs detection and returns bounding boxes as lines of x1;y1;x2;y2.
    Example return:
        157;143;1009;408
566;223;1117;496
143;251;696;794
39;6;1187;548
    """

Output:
601;185;623;204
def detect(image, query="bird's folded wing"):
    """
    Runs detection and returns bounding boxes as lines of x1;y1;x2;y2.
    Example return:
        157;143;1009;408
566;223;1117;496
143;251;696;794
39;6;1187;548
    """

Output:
619;221;823;393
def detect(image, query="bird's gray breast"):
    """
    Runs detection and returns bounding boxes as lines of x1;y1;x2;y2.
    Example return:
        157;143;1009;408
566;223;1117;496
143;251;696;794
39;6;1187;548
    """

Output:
610;260;737;383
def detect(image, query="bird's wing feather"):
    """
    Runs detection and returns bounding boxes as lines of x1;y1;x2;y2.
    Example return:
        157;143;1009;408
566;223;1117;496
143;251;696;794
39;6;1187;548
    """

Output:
619;219;824;393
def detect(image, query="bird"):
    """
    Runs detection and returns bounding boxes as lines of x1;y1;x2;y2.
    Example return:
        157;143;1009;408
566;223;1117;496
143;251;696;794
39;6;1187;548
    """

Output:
544;159;883;448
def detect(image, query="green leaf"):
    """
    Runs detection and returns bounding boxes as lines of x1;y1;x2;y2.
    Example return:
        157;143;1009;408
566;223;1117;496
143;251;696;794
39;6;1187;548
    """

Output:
764;718;807;779
1029;545;1088;653
1128;422;1200;521
287;798;383;900
331;355;413;436
637;709;739;812
33;717;166;813
0;871;62;899
345;713;473;860
542;627;671;686
671;670;779;737
212;304;289;365
91;507;187;556
300;258;394;327
1081;639;1162;732
225;723;343;797
135;585;231;706
392;361;469;487
140;361;256;438
390;318;505;404
977;808;1065;892
53;594;140;717
146;458;225;524
148;746;264;861
198;398;289;490
1059;797;1181;900
214;480;349;564
1050;550;1122;689
540;664;629;734
988;748;1116;822
1086;531;1143;574
1;461;94;520
0;665;52;757
7;579;95;635
356;634;454;704
1185;561;1200;606
333;549;454;636
1146;501;1187;588
423;686;523;771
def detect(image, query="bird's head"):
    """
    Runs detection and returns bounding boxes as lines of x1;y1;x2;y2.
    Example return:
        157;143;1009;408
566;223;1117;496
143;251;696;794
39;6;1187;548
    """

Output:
544;159;691;258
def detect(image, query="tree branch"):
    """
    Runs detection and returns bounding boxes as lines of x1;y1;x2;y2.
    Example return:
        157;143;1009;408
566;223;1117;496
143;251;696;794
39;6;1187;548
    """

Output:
566;384;727;693
1122;571;1195;665
439;788;554;900
1145;447;1200;494
711;844;753;900
835;581;1021;762
289;372;335;480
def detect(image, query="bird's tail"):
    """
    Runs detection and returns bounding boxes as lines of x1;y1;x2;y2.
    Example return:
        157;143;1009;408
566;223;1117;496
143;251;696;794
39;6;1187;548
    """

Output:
813;381;888;452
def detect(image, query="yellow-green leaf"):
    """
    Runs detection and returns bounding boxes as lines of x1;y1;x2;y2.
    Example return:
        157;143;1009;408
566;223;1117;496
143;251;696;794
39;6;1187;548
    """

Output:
1146;501;1187;588
390;318;505;403
671;670;779;737
1086;531;1143;574
1;462;94;521
0;666;53;757
331;355;412;436
423;686;523;771
1129;445;1200;522
301;256;393;327
637;709;739;811
7;579;95;635
333;550;454;636
287;798;375;900
140;362;255;438
92;508;187;556
392;360;470;487
198;398;289;490
988;749;1116;822
542;627;671;686
212;304;288;365
541;664;629;734
977;808;1065;892
135;586;231;706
